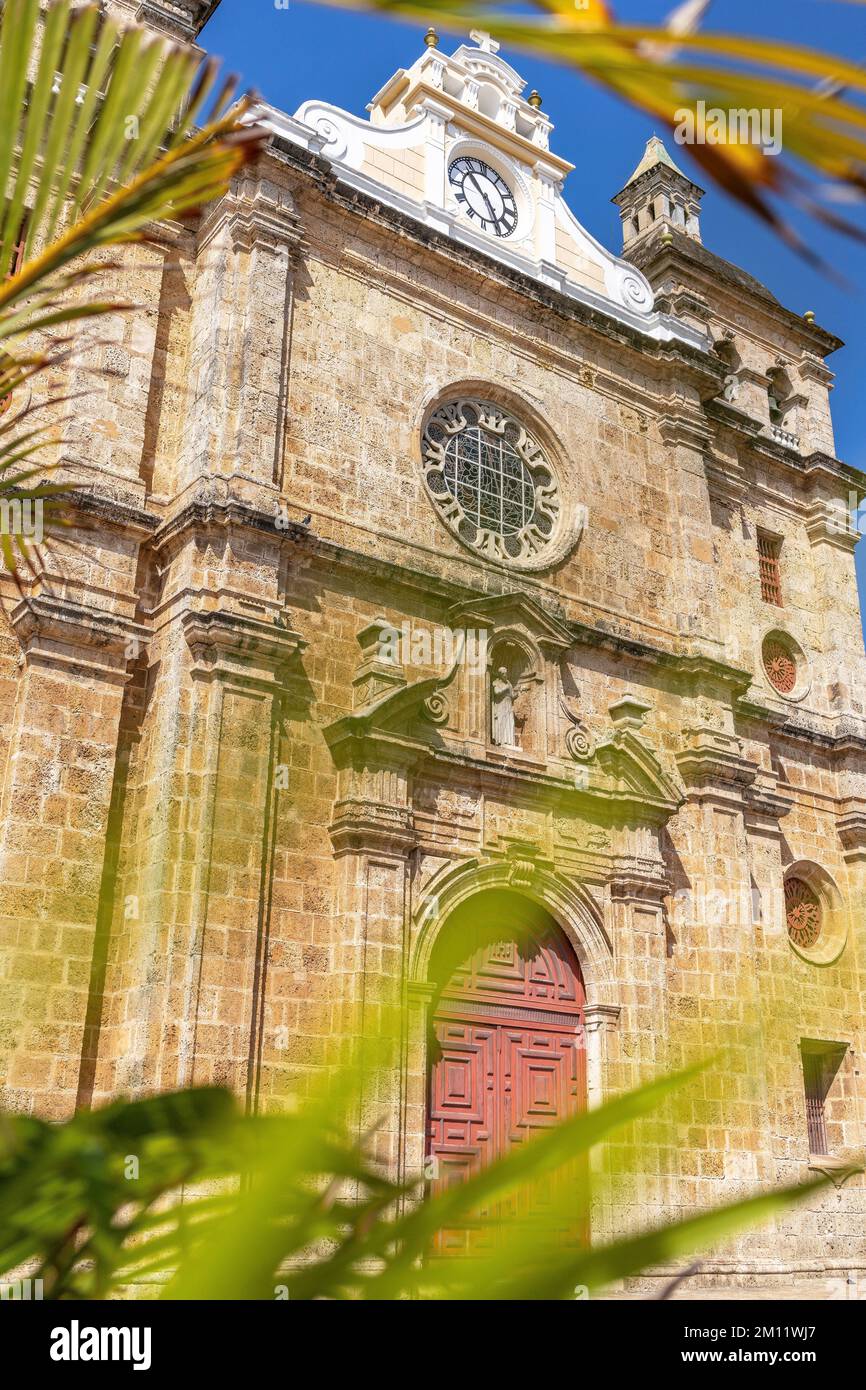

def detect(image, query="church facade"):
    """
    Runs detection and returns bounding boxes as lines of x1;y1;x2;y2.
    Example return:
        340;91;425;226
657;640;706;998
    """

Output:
2;0;866;1294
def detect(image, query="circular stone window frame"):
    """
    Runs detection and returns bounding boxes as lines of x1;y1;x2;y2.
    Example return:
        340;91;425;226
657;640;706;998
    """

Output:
416;383;585;574
759;626;811;704
783;861;847;966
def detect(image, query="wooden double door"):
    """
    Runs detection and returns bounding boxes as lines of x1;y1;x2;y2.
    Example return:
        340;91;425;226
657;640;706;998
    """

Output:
427;902;587;1250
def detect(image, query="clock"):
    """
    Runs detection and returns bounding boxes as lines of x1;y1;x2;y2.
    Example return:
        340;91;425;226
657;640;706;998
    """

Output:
448;157;518;238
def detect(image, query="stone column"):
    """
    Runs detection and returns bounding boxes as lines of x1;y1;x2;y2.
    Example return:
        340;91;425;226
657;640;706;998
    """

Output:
177;172;304;500
0;595;147;1118
329;755;418;1179
85;605;306;1112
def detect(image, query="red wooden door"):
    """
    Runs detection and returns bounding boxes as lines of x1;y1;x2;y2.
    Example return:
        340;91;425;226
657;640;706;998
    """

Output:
427;908;586;1251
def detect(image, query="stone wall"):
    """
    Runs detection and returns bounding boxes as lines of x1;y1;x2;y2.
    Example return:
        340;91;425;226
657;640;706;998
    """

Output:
1;117;865;1290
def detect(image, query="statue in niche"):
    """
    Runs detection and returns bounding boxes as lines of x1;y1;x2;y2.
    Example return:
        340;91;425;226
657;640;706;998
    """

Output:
491;666;517;747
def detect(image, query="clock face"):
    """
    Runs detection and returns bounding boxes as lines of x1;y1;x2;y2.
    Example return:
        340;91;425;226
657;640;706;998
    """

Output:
448;157;518;238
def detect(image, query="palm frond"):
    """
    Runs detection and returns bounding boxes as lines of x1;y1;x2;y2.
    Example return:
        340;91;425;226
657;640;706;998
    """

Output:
0;0;266;572
314;0;866;254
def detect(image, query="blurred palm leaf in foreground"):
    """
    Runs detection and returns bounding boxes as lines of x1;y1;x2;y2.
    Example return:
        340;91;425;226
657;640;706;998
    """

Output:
319;0;866;266
0;1063;833;1300
0;0;263;571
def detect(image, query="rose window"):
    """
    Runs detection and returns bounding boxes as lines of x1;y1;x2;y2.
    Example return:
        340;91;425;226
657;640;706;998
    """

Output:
421;400;560;566
785;877;822;950
762;635;797;695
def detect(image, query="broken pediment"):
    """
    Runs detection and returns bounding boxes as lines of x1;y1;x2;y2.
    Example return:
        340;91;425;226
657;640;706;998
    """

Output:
447;591;573;653
325;661;459;762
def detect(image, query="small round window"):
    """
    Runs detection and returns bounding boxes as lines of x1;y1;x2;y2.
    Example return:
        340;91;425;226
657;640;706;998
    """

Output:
785;877;822;950
763;634;798;695
421;399;563;567
783;866;847;966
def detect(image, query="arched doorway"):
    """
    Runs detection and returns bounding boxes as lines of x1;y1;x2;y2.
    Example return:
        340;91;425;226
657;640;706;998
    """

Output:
426;890;587;1248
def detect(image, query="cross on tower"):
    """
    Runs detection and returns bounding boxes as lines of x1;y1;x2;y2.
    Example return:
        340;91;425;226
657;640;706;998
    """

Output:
469;29;500;54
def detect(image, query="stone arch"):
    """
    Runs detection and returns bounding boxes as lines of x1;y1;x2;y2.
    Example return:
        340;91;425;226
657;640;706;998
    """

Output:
487;628;543;753
412;856;615;1009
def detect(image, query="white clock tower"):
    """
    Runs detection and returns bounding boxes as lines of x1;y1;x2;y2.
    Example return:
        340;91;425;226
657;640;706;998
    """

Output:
253;28;705;348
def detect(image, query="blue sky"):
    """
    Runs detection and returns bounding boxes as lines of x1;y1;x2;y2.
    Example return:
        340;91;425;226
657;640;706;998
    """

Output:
200;0;866;619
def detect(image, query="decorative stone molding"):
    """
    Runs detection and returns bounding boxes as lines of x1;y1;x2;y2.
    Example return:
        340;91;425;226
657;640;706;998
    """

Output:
9;595;150;684
559;687;593;762
807;1157;863;1189
798;352;835;388
836;799;866;863
609;860;672;905
325;662;459;767
675;727;757;792
744;769;794;831
133;1;220;42
182;609;306;692
608;695;653;733
657;407;714;452
493;837;555;890
582;1003;622;1034
196;174;305;260
447;591;573;654
804;499;858;552
411;854;616;1006
329;799;416;858
351;618;407;708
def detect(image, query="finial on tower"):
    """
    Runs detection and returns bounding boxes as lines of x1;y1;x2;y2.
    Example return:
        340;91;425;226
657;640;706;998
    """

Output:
424;26;439;48
528;90;543;109
470;29;501;54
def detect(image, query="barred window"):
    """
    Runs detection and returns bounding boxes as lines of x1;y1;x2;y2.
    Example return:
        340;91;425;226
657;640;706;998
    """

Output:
801;1042;846;1156
758;531;783;606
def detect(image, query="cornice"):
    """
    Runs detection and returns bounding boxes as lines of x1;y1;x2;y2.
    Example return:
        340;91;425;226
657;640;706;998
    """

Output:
146;492;763;703
121;493;856;756
150;493;308;555
196;174;306;259
836;800;866;863
132;1;221;42
9;595;149;684
263;136;717;374
182;609;307;691
65;487;161;536
628;230;843;355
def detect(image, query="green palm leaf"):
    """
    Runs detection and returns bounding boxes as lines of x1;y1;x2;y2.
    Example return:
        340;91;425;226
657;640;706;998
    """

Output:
313;0;866;257
0;0;264;572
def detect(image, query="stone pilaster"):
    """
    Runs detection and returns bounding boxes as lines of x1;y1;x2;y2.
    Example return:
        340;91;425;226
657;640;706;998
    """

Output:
85;606;306;1112
0;597;147;1117
180;173;304;501
329;756;418;1177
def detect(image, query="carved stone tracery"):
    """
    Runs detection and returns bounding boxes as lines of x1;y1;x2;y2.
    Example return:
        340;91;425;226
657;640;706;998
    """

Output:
421;399;560;567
